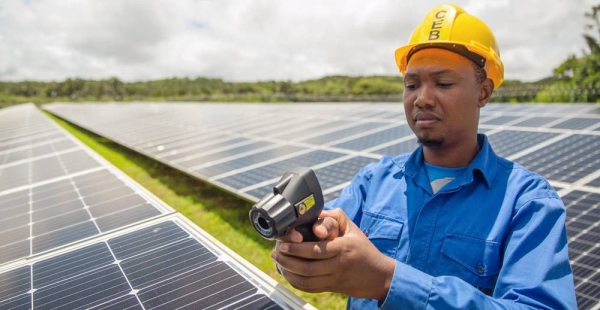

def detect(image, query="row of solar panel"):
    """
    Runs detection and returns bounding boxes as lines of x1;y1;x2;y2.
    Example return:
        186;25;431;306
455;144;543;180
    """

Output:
44;103;600;201
0;104;311;309
43;102;600;309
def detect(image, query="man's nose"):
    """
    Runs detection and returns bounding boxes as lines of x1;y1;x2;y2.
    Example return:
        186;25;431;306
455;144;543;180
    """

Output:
414;85;435;108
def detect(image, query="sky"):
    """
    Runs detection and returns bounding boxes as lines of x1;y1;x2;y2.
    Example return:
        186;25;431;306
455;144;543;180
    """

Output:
0;0;596;83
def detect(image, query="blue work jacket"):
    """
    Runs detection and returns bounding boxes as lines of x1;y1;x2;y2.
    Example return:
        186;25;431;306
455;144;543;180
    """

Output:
325;134;577;309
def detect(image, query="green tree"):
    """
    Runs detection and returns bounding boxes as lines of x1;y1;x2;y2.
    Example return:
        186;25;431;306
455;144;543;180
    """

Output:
540;4;600;102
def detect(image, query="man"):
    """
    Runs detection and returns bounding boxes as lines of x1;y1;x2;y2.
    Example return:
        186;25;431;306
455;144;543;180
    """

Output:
272;4;577;309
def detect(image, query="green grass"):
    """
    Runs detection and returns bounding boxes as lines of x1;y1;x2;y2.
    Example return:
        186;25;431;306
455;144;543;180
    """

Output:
45;112;347;309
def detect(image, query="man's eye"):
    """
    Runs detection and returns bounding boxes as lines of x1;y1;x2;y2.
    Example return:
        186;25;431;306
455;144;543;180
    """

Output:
438;82;454;87
404;84;417;90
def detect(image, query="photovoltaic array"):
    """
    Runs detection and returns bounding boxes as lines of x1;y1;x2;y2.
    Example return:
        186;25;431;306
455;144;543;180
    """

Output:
0;104;313;310
45;102;600;309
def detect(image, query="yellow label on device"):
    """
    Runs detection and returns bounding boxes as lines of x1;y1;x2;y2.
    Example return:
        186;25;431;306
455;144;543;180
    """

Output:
303;194;315;210
296;194;315;215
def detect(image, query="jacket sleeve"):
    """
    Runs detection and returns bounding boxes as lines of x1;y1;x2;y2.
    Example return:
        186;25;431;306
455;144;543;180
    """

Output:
380;195;577;310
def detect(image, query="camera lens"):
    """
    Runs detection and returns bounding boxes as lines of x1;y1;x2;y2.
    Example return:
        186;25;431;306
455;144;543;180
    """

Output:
257;216;270;230
251;211;274;238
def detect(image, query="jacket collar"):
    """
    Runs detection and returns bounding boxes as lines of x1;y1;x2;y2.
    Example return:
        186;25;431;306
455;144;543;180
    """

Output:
400;133;496;189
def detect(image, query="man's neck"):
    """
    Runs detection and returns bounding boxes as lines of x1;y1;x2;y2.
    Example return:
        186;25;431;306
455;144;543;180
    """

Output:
423;138;480;168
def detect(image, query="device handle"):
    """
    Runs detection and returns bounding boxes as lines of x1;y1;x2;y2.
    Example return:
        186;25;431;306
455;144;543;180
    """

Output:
295;222;320;242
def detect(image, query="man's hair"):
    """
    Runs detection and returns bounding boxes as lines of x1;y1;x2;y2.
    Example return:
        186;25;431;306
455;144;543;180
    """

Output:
472;62;487;84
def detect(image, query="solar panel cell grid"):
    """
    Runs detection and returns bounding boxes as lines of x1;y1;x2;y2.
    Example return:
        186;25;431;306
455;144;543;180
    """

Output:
551;118;600;130
0;126;57;143
135;130;199;151
274;120;350;140
157;136;249;160
0;239;29;266
314;156;378;190
245;185;275;200
300;121;389;145
0;266;30;309
586;177;600;187
192;145;307;177
0;106;167;266
511;117;561;128
176;141;274;168
0;132;64;152
0;219;287;310
560;190;600;308
332;125;413;151
323;190;343;202
514;134;600;183
220;150;347;190
487;130;560;157
371;138;419;156
481;115;522;125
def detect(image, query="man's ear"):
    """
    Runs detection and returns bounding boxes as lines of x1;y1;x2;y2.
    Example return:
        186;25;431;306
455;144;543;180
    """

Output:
478;78;494;108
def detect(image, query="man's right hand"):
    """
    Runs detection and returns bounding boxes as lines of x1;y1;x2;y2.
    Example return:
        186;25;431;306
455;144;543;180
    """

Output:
272;208;395;302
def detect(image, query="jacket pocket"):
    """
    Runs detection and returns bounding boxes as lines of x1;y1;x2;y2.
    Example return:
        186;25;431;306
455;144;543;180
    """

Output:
360;211;404;258
441;234;501;291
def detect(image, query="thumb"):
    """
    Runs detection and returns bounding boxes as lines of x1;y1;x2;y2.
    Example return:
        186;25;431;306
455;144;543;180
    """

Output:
313;208;353;239
313;216;339;240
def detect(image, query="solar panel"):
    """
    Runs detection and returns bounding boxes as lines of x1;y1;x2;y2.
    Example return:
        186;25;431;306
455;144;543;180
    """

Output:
586;177;600;188
218;150;347;192
486;130;560;157
0;105;169;266
332;125;413;151
510;116;561;128
0;104;313;309
551;118;600;130
513;134;600;183
176;141;274;168
0;215;307;310
44;102;600;309
481;115;524;125
370;137;419;156
159;137;248;161
561;190;600;310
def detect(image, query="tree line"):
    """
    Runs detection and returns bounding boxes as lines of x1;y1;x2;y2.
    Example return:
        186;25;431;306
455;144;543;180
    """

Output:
1;5;599;108
0;76;407;108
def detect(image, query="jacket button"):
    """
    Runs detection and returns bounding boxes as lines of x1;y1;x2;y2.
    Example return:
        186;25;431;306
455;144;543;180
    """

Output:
476;263;485;275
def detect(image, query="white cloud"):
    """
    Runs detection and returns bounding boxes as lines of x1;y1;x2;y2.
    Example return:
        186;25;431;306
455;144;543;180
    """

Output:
0;0;595;82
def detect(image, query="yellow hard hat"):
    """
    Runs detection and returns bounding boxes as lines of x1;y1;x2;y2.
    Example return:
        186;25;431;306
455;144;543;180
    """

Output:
395;4;504;89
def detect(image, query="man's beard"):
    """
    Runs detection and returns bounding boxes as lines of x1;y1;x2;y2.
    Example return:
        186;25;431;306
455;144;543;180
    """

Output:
417;137;444;148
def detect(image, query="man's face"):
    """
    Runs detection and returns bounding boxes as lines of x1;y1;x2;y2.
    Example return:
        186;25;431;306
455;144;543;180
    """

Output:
403;48;483;149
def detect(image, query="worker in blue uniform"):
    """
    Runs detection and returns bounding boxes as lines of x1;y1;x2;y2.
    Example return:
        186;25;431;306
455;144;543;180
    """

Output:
272;4;577;309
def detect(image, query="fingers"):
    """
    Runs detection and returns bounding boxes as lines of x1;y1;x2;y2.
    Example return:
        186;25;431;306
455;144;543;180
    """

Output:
273;250;336;277
278;268;334;293
289;229;303;243
278;209;352;244
276;238;342;260
275;228;303;243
